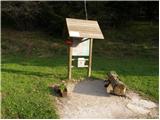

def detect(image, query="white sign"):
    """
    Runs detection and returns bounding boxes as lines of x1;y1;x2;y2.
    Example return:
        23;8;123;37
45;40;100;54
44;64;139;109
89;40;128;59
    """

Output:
77;58;88;67
69;31;80;37
72;38;89;56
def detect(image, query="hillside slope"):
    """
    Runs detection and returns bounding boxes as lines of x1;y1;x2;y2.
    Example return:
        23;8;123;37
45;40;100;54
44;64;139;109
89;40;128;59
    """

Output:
2;21;159;58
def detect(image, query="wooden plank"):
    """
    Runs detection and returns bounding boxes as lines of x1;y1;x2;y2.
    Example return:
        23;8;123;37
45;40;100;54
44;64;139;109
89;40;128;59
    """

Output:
88;38;93;77
66;18;104;39
68;46;72;80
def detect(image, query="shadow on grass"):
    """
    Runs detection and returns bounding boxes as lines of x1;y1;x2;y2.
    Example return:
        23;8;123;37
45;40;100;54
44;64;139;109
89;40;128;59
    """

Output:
2;55;158;77
1;68;67;80
92;69;158;77
2;55;67;68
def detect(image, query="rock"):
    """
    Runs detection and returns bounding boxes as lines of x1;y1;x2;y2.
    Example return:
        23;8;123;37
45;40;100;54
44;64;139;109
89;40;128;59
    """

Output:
137;99;157;109
127;103;150;114
129;97;157;109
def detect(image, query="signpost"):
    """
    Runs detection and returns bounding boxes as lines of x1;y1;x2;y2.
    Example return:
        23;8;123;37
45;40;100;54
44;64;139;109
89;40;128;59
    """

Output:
66;18;104;80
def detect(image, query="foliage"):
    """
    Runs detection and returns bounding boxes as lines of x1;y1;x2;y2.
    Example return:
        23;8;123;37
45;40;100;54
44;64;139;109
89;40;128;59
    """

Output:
1;21;159;58
1;28;66;57
1;1;159;36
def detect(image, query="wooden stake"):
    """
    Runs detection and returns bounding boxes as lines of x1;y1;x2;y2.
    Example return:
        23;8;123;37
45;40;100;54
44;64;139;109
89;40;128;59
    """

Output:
88;38;93;77
68;46;72;80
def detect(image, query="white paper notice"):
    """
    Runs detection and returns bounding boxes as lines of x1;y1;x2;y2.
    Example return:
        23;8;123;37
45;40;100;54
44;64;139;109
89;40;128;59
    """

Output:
69;31;80;37
78;58;86;67
72;39;89;56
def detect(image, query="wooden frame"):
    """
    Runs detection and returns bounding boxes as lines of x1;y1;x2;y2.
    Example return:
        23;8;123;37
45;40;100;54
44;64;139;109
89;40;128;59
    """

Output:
68;45;72;80
88;38;93;77
66;18;104;80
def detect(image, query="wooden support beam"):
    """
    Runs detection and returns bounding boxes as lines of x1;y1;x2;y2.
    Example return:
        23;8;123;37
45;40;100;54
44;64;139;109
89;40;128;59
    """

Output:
68;46;72;80
88;38;93;77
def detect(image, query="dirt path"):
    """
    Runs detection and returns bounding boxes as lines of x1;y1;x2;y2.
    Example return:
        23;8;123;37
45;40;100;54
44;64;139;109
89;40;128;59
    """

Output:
54;79;159;119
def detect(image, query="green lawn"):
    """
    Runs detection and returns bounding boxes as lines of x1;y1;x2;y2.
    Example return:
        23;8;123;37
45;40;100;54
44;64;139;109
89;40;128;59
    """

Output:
1;54;158;118
1;56;62;118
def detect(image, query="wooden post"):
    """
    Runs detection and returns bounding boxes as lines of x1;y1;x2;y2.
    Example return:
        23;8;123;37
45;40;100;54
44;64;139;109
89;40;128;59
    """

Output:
68;46;72;80
88;38;93;77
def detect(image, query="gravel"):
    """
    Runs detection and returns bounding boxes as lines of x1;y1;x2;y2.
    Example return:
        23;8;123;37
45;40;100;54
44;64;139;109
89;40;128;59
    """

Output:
54;79;159;119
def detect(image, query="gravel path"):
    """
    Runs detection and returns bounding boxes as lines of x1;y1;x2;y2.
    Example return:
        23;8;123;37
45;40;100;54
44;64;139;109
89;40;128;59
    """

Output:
54;79;159;119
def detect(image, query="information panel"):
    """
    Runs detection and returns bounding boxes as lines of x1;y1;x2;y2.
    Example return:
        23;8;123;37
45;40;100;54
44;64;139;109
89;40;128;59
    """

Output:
72;39;89;56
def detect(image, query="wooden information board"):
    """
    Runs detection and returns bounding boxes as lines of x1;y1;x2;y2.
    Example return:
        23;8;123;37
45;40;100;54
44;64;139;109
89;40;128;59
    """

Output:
66;18;104;80
66;18;104;39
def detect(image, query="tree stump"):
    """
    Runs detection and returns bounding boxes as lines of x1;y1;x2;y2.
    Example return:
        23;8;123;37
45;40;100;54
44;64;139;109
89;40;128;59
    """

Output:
104;71;126;96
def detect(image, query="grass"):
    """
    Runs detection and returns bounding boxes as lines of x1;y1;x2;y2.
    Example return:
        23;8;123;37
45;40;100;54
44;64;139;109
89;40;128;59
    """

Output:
1;56;64;118
1;55;158;118
1;21;159;118
92;56;159;101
